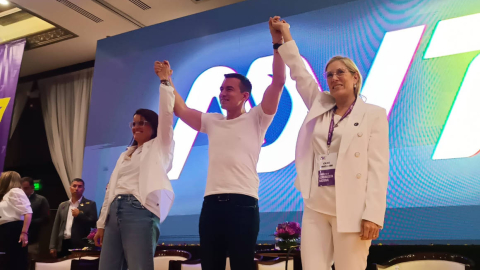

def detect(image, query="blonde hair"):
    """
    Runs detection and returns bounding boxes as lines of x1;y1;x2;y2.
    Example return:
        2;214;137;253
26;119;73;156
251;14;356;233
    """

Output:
325;56;363;96
0;171;22;201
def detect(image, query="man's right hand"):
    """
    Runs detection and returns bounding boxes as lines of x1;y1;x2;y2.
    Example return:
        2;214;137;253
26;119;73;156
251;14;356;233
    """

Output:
154;60;173;81
94;228;105;247
50;249;57;258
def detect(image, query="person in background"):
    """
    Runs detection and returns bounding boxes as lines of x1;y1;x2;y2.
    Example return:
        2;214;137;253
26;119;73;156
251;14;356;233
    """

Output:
0;171;32;270
21;177;50;259
49;178;97;258
272;17;390;270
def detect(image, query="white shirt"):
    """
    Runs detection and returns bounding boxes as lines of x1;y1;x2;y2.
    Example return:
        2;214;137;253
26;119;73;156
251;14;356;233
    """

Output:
113;145;143;200
304;110;348;216
200;105;274;199
97;84;176;229
64;196;83;239
0;188;32;225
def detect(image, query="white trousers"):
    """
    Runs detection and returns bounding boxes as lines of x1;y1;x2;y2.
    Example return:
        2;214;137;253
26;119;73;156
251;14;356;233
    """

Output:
301;206;371;270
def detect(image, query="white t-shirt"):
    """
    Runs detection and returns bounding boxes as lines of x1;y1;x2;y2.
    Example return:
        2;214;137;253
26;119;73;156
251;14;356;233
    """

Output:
113;145;143;200
200;105;274;199
0;188;32;225
64;196;83;239
304;110;348;216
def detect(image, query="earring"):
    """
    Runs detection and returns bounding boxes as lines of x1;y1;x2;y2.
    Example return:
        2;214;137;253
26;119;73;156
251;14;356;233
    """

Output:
354;84;357;89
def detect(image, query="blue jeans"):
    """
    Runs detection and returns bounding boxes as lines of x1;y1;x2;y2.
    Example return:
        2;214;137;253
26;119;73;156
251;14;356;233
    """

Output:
99;194;160;270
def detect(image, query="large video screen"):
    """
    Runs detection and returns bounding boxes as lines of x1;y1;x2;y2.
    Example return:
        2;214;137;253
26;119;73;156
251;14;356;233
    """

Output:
83;0;480;244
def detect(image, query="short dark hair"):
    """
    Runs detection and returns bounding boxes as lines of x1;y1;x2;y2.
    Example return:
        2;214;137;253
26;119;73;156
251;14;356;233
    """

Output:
21;177;34;187
130;109;158;147
71;178;85;186
224;73;252;94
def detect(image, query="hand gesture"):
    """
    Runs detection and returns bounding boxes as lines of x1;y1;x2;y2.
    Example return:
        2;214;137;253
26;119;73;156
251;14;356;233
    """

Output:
18;232;28;247
360;220;381;240
154;60;173;81
71;208;80;217
50;249;57;258
94;228;105;247
271;18;290;32
269;16;283;43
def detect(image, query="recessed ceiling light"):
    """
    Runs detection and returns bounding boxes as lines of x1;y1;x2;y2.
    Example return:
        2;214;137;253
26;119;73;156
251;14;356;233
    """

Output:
0;0;9;6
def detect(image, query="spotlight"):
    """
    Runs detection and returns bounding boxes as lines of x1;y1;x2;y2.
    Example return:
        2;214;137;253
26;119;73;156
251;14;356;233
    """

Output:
0;0;9;5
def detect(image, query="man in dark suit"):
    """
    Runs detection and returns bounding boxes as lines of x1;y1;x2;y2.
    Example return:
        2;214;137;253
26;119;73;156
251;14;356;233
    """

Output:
21;177;50;259
49;178;97;258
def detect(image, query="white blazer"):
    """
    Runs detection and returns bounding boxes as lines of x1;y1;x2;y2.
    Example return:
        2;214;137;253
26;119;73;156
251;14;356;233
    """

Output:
97;84;175;228
278;41;389;233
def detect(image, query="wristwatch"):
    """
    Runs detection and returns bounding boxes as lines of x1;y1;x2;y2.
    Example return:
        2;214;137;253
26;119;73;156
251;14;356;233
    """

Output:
161;80;171;86
273;43;283;50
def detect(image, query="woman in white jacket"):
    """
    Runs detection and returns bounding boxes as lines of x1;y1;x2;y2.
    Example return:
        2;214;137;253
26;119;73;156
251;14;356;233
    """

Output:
272;19;389;270
95;64;175;270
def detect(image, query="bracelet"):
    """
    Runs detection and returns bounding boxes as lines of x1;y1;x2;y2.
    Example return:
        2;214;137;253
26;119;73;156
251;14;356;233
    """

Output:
21;232;28;235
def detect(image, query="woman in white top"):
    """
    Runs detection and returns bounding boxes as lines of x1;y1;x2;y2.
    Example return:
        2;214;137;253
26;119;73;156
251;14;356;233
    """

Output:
94;68;176;270
0;171;33;270
272;19;390;270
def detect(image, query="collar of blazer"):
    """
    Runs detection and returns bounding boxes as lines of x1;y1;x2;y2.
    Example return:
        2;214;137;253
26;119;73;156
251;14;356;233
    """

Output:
305;92;368;154
126;139;154;161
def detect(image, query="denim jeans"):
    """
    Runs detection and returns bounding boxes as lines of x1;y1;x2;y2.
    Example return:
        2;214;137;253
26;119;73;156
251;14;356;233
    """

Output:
199;194;260;270
99;194;160;270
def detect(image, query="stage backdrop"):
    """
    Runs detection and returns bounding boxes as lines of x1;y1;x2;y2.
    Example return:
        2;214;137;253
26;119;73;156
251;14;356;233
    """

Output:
0;39;26;172
83;0;480;244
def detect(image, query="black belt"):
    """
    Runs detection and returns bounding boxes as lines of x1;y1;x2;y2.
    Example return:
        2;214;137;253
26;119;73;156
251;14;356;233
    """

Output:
204;193;257;205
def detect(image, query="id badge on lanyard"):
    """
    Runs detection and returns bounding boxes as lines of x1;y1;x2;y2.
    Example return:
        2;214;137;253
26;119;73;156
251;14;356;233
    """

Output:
317;152;338;186
317;99;356;187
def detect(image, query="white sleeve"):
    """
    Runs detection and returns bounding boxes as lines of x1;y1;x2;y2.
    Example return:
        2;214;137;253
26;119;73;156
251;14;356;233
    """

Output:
157;84;175;173
6;188;33;215
278;40;321;110
362;108;390;227
252;105;274;133
200;113;214;134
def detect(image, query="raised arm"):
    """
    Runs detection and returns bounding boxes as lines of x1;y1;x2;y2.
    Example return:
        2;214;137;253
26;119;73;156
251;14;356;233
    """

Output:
272;18;321;109
261;17;286;115
154;61;202;132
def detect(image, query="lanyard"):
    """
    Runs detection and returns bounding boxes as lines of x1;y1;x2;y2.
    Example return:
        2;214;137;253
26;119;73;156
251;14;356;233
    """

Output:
327;99;356;154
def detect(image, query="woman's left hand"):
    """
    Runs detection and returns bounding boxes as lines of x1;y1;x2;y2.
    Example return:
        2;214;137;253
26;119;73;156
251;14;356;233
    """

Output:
269;16;283;43
18;233;28;247
360;220;380;240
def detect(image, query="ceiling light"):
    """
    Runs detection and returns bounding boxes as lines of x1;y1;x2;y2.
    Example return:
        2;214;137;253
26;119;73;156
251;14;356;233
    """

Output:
0;0;9;6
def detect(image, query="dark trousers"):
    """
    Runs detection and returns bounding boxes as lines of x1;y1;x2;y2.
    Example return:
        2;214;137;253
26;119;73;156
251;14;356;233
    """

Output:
199;194;260;270
0;221;28;270
58;239;73;258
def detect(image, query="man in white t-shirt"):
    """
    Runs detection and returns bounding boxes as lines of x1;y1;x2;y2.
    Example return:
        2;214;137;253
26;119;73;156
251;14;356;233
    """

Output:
154;17;286;270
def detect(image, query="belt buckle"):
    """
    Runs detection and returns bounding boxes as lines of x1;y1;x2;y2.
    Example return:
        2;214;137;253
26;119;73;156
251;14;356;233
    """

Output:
217;195;229;202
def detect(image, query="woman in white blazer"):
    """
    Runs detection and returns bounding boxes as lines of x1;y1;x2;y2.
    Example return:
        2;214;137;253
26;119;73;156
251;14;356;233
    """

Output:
94;65;176;270
272;19;389;270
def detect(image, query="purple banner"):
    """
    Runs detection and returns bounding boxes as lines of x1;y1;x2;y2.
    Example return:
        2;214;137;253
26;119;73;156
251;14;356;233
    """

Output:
0;39;26;172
